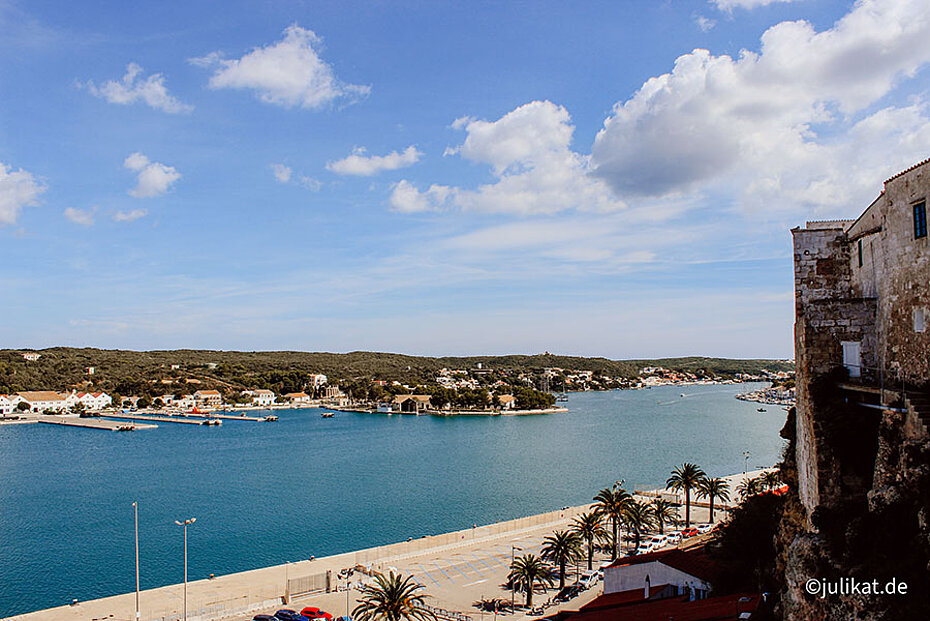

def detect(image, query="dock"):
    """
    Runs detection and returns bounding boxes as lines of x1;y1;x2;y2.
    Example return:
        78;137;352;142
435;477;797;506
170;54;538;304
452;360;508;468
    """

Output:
190;412;270;422
108;414;221;426
35;415;156;431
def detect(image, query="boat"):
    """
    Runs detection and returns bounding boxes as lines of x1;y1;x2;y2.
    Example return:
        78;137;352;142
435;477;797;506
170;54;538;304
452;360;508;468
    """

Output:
262;415;278;422
680;393;686;398
757;407;767;412
321;411;334;418
556;393;568;402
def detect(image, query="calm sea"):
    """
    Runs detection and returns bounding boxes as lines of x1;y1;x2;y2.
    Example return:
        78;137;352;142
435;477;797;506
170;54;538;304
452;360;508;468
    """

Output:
0;383;786;616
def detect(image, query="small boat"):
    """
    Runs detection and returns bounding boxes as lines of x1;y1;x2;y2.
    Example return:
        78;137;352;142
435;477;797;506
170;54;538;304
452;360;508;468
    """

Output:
757;407;767;412
680;393;686;398
262;415;278;422
321;411;334;418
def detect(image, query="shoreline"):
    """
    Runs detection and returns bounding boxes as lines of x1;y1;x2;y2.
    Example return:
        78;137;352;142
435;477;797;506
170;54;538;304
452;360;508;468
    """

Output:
2;468;774;621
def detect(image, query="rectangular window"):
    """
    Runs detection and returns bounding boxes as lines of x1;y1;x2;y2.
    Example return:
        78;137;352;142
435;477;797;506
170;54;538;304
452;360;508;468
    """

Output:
914;201;927;239
857;239;863;267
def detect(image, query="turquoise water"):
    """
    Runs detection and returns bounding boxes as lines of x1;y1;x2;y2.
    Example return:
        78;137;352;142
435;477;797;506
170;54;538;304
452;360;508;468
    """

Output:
0;383;786;616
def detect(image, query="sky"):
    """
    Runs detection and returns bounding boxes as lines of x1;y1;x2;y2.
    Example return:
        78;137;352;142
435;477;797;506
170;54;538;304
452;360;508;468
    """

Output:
1;0;928;359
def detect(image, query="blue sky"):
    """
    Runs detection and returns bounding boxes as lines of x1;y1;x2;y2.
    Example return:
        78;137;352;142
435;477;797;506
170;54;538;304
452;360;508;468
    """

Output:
1;0;928;358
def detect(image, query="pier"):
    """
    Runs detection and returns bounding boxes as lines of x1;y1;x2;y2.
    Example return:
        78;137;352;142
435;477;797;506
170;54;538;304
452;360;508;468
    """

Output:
35;415;156;431
107;414;221;426
189;412;270;422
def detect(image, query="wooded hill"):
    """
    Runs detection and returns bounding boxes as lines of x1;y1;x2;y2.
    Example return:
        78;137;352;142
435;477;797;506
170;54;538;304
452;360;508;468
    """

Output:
0;347;794;395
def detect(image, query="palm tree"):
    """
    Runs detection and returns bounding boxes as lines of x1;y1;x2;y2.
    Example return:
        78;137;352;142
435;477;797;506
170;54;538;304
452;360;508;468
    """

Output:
737;476;764;500
508;554;554;609
570;511;607;570
540;530;582;590
650;498;678;534
592;486;632;560
353;571;436;621
622;500;655;553
761;470;782;491
697;477;730;523
666;463;706;527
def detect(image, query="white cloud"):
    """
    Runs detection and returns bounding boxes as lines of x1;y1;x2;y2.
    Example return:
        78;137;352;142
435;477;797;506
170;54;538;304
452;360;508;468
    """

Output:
0;162;45;225
591;0;930;214
85;63;192;114
271;163;292;183
389;180;453;213
396;101;625;216
298;176;322;191
123;152;181;198
64;206;96;226
712;0;799;10
695;15;717;31
192;24;369;109
326;146;422;176
112;209;148;222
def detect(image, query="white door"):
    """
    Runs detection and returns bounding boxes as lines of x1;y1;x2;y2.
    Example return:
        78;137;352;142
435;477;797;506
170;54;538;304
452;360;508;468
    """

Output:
842;341;861;378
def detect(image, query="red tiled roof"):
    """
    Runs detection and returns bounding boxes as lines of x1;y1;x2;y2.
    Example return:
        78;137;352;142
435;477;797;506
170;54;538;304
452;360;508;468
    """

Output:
550;593;759;621
604;548;719;584
578;585;669;610
885;157;930;184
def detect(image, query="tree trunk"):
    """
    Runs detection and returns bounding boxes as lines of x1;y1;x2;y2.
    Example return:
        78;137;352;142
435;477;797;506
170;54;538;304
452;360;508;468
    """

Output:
587;538;593;570
685;488;691;527
558;560;565;590
526;583;533;608
611;517;618;560
709;494;715;523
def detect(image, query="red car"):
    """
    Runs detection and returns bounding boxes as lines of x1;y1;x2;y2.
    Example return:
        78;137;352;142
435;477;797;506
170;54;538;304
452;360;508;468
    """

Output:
301;607;333;621
681;527;699;538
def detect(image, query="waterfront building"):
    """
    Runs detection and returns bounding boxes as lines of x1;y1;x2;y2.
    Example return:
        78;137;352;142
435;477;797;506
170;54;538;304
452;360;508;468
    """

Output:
603;548;715;598
284;392;311;404
15;391;69;412
497;394;516;410
0;395;13;416
193;389;223;408
175;394;196;409
392;394;432;413
74;391;113;410
308;373;328;388
245;389;275;407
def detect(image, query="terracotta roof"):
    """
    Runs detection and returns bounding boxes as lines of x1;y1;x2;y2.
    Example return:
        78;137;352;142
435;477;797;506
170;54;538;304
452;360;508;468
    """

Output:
549;593;759;621
284;392;308;398
885;156;930;184
604;548;719;584
195;390;222;396
16;391;66;401
578;585;669;610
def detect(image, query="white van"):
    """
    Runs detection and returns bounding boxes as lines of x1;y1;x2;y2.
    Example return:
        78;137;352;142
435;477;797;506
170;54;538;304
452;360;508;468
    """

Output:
578;570;601;589
647;534;669;549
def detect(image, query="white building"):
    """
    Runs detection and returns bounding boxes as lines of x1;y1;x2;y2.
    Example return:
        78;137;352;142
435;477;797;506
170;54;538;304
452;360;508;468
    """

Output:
0;395;14;416
175;394;196;409
246;389;276;407
284;392;311;404
21;353;41;361
16;391;69;413
308;374;328;388
603;549;714;600
75;392;113;411
497;394;517;410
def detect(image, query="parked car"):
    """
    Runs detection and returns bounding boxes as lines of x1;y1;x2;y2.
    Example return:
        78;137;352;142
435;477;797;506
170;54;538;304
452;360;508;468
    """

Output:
254;616;278;621
681;527;699;538
696;523;715;534
578;570;601;589
666;532;682;545
647;534;669;549
554;584;583;602
632;542;655;555
301;607;334;621
275;611;304;621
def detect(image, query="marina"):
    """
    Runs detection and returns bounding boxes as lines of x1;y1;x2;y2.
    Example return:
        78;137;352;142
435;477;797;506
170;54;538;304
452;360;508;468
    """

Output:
34;415;157;431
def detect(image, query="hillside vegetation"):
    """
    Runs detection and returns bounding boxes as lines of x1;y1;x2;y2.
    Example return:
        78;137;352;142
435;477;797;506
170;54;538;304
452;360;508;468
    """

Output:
0;348;794;396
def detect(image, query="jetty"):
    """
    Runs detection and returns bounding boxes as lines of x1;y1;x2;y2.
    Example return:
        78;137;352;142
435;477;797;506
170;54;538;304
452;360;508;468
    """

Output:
195;413;270;422
35;415;155;431
108;414;221;426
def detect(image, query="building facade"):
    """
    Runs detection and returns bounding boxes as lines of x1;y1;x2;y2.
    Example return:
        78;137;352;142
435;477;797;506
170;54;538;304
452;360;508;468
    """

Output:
792;157;930;522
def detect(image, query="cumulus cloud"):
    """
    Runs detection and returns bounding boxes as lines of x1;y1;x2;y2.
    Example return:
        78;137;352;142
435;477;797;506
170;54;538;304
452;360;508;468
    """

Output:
64;206;96;226
192;24;369;109
124;152;181;198
84;63;192;114
271;163;292;183
327;146;422;176
712;0;799;10
112;209;148;222
0;162;45;225
396;101;625;215
591;0;930;213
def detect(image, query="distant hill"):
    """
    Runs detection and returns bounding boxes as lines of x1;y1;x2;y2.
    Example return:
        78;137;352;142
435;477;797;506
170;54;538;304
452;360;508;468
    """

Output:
0;347;794;395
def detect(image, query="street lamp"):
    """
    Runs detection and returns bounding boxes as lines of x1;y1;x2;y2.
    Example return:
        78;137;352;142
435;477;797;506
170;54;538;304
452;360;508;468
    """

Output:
743;451;751;475
133;502;140;621
510;545;523;611
174;517;196;621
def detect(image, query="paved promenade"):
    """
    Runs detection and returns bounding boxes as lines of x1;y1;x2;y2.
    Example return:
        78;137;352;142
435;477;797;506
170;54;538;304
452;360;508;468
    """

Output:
3;469;772;621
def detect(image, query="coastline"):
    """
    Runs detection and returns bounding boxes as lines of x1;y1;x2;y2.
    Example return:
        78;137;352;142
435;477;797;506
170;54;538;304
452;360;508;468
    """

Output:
2;468;773;621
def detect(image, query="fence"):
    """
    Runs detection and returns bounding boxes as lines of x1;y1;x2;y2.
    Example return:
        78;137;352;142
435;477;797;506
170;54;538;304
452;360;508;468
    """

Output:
140;584;281;621
288;571;331;600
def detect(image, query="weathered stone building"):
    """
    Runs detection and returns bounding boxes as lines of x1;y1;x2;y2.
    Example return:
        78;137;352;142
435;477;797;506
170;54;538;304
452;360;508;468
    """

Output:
782;158;930;619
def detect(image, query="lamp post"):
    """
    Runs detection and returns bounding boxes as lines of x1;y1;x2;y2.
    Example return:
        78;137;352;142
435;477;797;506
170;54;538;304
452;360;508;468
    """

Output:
743;451;751;475
174;517;196;621
133;502;140;621
510;545;522;611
